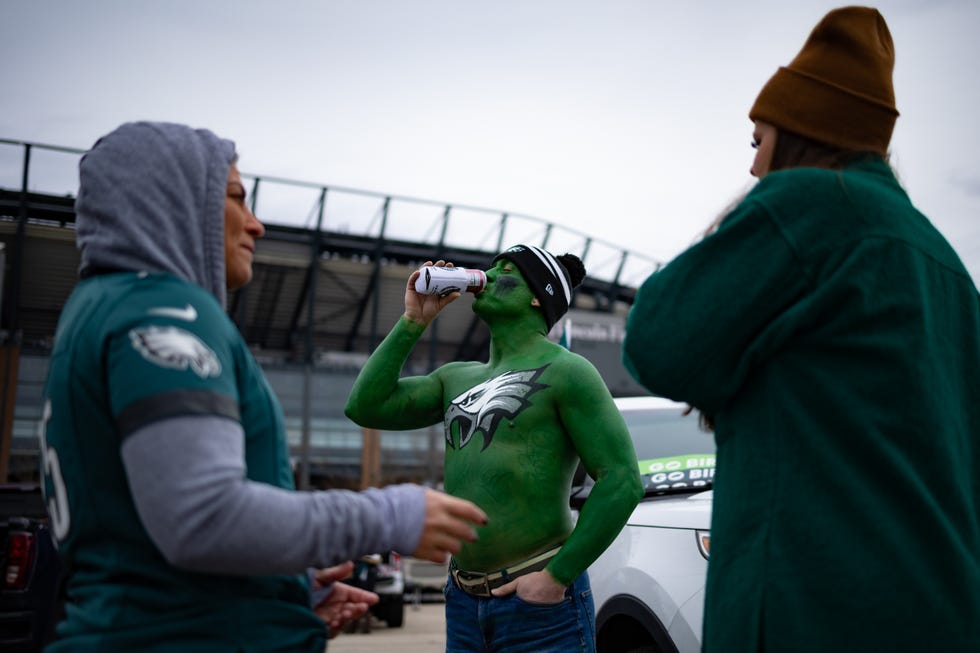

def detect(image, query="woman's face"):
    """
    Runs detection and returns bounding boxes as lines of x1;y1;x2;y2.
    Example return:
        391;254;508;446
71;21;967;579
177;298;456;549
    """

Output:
224;163;265;290
750;121;778;178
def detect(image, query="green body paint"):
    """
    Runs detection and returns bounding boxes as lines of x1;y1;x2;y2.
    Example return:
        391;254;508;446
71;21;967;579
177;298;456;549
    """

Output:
346;259;642;585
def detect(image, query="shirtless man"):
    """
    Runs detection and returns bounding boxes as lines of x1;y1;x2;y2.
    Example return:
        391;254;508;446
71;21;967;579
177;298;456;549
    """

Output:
345;244;642;652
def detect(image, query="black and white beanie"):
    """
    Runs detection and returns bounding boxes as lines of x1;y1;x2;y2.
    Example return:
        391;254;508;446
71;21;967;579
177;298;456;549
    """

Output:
493;244;574;331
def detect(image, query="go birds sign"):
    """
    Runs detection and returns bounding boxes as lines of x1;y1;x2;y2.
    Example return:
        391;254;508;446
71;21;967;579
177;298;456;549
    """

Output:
637;454;715;491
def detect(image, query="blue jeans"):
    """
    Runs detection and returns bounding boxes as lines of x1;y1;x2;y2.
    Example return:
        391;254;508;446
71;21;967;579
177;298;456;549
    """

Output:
444;571;596;653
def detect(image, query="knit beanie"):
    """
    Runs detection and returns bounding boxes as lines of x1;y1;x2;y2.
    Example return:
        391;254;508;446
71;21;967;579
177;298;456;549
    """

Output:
492;244;578;332
749;6;899;155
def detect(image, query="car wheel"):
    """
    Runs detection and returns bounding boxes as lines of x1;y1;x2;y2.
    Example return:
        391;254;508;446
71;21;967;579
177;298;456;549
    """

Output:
385;598;405;628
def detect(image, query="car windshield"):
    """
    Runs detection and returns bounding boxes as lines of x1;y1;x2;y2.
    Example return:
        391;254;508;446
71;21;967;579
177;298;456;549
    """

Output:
621;406;714;460
620;404;716;493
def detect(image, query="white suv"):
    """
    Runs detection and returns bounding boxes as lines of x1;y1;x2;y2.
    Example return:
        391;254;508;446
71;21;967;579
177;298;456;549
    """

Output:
571;396;715;653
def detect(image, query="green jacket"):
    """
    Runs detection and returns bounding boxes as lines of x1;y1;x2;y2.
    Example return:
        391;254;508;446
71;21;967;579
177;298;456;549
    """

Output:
623;159;980;651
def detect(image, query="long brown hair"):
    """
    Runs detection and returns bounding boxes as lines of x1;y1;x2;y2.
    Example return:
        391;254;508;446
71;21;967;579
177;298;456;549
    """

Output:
769;129;882;172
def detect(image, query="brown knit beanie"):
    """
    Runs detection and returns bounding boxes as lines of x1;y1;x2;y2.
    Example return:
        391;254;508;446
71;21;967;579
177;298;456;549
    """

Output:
749;6;899;155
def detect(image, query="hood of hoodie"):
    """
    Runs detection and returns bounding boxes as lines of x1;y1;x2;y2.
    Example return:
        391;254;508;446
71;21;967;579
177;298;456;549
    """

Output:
75;121;237;308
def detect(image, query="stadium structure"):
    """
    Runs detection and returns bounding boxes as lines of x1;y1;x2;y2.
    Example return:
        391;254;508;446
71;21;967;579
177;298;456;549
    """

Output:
0;137;663;489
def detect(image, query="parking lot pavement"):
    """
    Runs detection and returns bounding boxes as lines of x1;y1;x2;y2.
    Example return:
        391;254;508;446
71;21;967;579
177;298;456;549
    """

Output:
326;601;446;653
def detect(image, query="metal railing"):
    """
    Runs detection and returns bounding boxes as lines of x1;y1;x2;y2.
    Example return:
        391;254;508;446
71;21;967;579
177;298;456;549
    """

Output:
0;137;664;288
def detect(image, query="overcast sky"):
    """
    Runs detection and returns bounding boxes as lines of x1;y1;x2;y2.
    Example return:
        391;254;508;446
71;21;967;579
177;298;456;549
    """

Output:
2;0;977;286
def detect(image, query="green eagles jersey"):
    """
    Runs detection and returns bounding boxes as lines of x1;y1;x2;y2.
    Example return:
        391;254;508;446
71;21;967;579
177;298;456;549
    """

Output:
39;272;325;652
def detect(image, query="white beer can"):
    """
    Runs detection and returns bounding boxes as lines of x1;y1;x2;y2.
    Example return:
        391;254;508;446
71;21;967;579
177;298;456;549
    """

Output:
414;266;487;295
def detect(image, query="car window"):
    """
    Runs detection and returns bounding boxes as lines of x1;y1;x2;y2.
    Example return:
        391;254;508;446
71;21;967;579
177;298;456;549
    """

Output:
621;406;716;492
621;407;715;461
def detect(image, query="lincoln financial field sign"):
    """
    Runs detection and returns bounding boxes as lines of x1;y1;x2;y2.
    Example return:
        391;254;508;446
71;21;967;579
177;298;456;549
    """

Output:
563;309;648;397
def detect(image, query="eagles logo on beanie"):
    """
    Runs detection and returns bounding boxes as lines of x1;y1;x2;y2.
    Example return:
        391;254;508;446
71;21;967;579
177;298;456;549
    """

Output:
492;244;585;332
749;6;899;155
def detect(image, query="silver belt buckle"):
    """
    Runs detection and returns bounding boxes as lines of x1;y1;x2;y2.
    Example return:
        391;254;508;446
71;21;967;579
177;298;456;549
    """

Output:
455;569;492;597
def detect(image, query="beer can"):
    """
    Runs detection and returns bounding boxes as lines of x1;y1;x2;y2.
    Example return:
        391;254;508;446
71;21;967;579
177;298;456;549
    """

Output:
413;266;487;295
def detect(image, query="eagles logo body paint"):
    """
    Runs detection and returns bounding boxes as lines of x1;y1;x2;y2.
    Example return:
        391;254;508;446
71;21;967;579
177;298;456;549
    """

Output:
444;366;547;451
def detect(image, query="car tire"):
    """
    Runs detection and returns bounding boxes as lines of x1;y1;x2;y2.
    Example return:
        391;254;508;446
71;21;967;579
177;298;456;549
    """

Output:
384;599;405;628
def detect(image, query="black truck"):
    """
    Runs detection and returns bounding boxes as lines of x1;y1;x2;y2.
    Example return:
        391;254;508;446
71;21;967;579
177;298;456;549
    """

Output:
0;483;63;652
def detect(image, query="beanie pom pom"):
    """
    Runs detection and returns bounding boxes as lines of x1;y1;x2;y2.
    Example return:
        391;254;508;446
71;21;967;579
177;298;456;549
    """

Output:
557;253;586;288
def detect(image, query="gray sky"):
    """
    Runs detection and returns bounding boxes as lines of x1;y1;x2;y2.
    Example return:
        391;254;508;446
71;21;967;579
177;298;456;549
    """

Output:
2;0;978;285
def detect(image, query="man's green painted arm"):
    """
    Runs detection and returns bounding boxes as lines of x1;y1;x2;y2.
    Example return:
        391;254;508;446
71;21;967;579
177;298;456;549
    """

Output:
344;316;444;430
546;356;643;586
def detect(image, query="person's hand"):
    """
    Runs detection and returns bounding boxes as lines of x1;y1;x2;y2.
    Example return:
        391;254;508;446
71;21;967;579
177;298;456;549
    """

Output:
313;581;379;638
311;560;355;589
490;569;566;604
412;488;488;563
311;563;380;639
404;260;462;326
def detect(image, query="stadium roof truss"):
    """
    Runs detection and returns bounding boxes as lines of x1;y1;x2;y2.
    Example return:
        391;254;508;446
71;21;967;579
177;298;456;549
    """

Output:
0;138;662;372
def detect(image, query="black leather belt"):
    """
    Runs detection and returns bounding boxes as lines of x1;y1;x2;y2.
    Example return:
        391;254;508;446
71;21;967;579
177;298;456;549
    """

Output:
450;544;562;598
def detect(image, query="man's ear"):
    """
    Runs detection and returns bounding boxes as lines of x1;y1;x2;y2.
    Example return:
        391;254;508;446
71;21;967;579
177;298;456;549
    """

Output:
531;297;541;307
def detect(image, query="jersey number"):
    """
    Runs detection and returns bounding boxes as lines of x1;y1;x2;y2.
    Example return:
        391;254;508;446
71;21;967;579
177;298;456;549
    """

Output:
38;400;71;541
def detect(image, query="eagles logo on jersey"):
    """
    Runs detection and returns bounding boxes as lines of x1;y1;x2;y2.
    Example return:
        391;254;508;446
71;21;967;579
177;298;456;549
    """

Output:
129;325;222;379
445;367;547;451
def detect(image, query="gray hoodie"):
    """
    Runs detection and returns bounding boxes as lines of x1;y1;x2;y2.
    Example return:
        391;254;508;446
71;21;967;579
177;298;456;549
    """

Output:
77;121;232;307
73;121;425;576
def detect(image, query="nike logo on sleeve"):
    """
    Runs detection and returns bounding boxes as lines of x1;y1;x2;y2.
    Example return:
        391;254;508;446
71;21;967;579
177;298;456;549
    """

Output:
147;305;198;322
